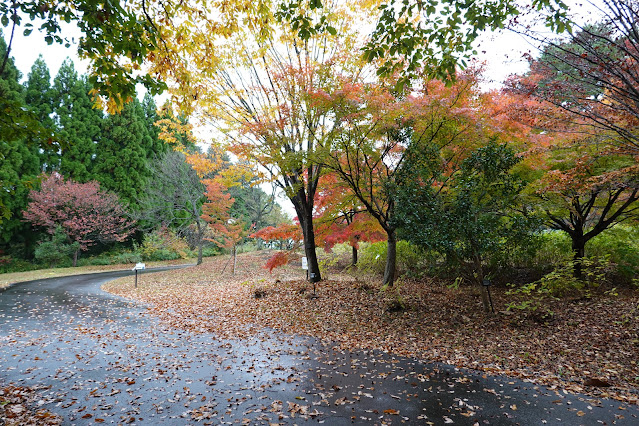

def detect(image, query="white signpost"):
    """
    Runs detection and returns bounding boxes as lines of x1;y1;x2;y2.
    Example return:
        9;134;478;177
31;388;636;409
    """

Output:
132;263;146;288
301;257;308;270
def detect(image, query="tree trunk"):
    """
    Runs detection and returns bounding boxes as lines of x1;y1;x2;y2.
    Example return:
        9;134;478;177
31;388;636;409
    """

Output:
383;229;397;287
352;245;358;266
232;244;237;275
196;221;203;265
300;213;321;283
471;253;491;313
73;248;79;267
572;236;586;280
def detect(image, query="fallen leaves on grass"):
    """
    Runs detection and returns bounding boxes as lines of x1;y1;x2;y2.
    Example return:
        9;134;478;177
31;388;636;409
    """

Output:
103;251;639;403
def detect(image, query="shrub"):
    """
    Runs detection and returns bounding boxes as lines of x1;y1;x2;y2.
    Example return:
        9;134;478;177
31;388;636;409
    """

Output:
0;257;39;274
499;226;639;284
34;227;79;268
357;240;424;276
506;255;614;315
138;229;193;261
202;245;222;258
586;225;639;282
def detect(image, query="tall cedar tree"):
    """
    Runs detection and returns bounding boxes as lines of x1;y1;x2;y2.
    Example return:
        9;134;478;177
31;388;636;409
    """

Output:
54;59;102;183
141;93;167;157
0;37;41;251
24;56;57;172
94;99;154;210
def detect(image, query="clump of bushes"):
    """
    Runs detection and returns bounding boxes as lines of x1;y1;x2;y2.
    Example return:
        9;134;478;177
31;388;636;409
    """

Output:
136;229;194;261
506;255;617;320
34;227;79;268
357;240;425;276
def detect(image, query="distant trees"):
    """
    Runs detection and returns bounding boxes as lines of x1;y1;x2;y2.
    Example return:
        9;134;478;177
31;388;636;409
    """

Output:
23;173;135;266
0;36;41;251
138;151;208;265
54;59;102;182
94;99;154;209
0;37;175;257
510;0;639;155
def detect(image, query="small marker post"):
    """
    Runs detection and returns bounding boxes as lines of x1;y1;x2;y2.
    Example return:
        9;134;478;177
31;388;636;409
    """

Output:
132;263;146;288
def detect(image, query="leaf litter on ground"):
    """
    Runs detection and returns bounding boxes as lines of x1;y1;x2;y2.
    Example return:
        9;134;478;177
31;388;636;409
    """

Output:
103;250;639;405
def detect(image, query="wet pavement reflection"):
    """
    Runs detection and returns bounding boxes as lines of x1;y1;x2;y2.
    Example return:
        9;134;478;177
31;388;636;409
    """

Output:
1;269;638;425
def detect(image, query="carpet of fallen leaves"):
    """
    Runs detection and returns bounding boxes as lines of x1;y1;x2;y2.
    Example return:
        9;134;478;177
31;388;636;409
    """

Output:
0;385;62;425
103;251;639;405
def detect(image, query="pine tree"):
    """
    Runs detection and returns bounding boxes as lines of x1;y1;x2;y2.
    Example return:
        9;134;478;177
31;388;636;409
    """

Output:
94;99;153;210
53;59;103;183
24;56;57;172
141;93;167;157
0;37;41;249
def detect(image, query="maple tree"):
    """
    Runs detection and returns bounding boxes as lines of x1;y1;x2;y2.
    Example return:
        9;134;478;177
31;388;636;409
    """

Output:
23;173;135;266
316;70;503;286
523;135;639;279
202;178;246;274
501;2;639;279
250;223;303;272
164;2;377;284
508;0;639;155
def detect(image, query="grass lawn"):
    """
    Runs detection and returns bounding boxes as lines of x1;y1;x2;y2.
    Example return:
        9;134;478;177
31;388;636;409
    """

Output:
102;250;639;404
0;258;195;290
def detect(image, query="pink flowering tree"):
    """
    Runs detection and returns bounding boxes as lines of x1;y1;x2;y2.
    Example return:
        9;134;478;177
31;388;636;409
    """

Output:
23;173;136;266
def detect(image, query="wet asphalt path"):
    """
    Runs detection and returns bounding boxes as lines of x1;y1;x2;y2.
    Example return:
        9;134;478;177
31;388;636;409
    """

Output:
1;269;638;425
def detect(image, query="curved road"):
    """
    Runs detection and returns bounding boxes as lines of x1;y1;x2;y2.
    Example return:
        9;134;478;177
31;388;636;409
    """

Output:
1;269;637;425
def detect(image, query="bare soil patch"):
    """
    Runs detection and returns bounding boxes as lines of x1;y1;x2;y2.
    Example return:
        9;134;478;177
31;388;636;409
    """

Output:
103;251;639;404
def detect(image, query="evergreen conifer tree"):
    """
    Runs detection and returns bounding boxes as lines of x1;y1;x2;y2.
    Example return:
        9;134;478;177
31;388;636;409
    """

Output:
0;37;41;249
24;56;57;172
141;93;167;157
94;99;153;210
53;59;102;182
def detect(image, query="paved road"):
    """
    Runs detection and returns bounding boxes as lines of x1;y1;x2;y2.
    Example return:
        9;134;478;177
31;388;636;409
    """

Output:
1;269;637;425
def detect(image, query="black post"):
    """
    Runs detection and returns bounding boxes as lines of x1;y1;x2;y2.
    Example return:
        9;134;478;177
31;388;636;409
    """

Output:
483;279;495;313
135;269;138;288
